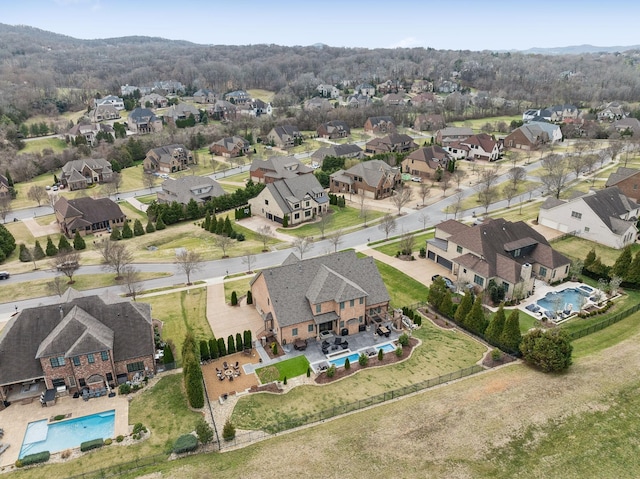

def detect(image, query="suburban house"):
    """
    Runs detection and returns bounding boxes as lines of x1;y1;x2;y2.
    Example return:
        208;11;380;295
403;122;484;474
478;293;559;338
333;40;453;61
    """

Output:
401;146;452;178
266;125;303;148
65;123;115;147
248;174;328;226
140;93;169;108
426;218;570;299
94;95;124;110
143;144;194;173
605;167;640;201
311;144;364;164
549;104;580;122
613;118;640;137
0;175;11;199
364;133;417;154
207;100;237;121
60;158;113;191
54;196;126;237
410;79;434;93
381;93;405;106
316;84;341;98
237;99;272;117
304;97;332;111
163;103;200;124
193;89;217;103
345;94;372;108
503;122;562;150
437;80;459;93
410;92;437;108
0;291;155;403
249;156;313;184
414;113;445;131
89;104;120;123
377;79;404;95
157;176;226;205
597;102;627;121
538;186;639;249
250;250;391;345
317;120;350;139
444;133;501;161
127;108;163;134
435;127;473;146
210;136;251;158
330;159;402;199
355;83;376;97
364;116;395;134
224;90;250;105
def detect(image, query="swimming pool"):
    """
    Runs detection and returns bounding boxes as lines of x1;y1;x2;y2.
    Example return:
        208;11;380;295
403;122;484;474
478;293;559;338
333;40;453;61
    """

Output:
19;409;115;458
328;343;396;368
536;288;589;314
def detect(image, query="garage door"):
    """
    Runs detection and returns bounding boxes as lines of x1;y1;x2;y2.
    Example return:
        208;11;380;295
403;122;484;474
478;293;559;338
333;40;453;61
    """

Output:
427;250;436;261
436;256;453;271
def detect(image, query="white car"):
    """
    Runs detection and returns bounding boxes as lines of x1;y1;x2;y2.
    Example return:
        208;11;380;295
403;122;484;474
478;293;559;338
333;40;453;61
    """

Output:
411;176;422;182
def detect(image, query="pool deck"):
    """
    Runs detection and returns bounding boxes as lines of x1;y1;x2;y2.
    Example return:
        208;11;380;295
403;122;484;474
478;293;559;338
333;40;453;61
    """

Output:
517;280;601;321
0;393;129;467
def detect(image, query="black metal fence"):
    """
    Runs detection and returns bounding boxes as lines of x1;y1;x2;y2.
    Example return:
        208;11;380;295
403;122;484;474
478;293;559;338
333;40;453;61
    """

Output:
567;301;640;341
67;453;168;479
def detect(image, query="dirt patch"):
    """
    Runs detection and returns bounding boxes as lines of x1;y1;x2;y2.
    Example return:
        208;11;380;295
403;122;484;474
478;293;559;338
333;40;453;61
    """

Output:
315;339;418;384
481;350;517;368
419;308;456;329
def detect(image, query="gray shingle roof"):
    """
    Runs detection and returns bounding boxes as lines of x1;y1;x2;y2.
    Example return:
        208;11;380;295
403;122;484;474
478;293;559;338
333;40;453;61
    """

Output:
250;156;312;180
265;174;328;215
311;144;363;161
581;186;639;234
253;250;390;328
160;176;226;204
333;160;396;188
605;167;640;187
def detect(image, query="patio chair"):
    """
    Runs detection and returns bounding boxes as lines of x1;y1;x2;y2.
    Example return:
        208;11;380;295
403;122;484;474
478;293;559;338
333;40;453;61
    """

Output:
218;374;225;381
223;361;229;370
234;361;239;370
334;337;343;346
216;367;222;374
229;375;234;382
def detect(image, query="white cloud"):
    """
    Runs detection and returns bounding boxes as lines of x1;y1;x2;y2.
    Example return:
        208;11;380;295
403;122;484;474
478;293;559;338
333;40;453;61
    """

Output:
388;37;423;49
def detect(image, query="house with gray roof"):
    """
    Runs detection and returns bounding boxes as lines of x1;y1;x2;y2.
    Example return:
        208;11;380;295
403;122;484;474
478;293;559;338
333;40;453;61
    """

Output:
317;120;350;139
248;174;328;226
54;196;126;237
140;92;169;108
330;159;401;199
538;186;639;249
210;136;251;158
364;116;395;134
364;133;417;154
224;90;250;105
127;108;163;134
0;291;155;403
143;144;193;173
250;250;390;345
89;104;120;123
605;167;640;202
311;144;364;163
426;218;570;299
65;123;115;147
250;156;312;184
435;127;473;145
266;125;303;148
61;158;113;191
157;176;226;205
193;89;217;104
503;122;561;150
94;95;124;111
163;103;200;124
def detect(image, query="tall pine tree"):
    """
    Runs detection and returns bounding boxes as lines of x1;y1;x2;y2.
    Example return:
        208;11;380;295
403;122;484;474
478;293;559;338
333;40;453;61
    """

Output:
626;251;640;285
454;291;473;323
133;219;145;236
612;245;633;279
485;303;506;346
121;221;133;238
73;231;86;250
58;235;72;253
45;236;58;256
501;309;522;353
32;240;45;262
465;296;488;336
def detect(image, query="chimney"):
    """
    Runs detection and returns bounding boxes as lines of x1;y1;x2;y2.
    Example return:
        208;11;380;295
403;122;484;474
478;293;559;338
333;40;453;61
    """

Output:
521;263;532;282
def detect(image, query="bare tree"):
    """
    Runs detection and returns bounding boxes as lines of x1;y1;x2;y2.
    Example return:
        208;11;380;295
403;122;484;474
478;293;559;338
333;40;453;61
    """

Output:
391;185;413;215
121;265;143;300
175;249;203;285
111;172;123;194
508;166;527;189
478;165;500;192
242;253;256;273
0;197;12;223
102;181;117;198
398;231;415;256
449;192;464;219
97;240;133;280
48;275;67;296
53;250;80;284
27;185;47;206
418;182;431;206
440;171;452;196
419;211;430;230
478;185;496;214
509;150;522;168
329;229;344;253
143;173;156;192
292;236;313;259
582;154;598;175
378;214;397;239
48;191;59;209
316;211;332;239
214;235;234;258
567;155;586;179
540;154;570;199
452;168;467;190
503;184;518;207
255;225;274;251
358;194;370;226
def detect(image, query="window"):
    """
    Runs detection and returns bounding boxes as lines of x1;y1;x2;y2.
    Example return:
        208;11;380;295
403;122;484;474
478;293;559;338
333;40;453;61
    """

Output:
87;353;95;364
308;324;314;333
294;213;300;220
292;328;298;337
339;321;344;328
127;362;145;373
473;274;484;287
52;378;65;388
502;282;509;291
340;301;345;310
359;297;364;304
101;351;109;361
571;211;582;219
68;377;76;388
359;315;363;323
539;266;548;277
634;184;638;190
79;378;86;387
513;248;521;258
316;304;321;313
50;356;65;368
350;299;354;307
72;356;81;367
106;373;113;382
456;245;462;253
584;226;590;232
294;204;299;209
264;199;269;205
305;210;311;217
306;201;310;207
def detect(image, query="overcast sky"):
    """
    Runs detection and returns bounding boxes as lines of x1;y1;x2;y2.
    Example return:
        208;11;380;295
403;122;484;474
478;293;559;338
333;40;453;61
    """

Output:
4;0;640;51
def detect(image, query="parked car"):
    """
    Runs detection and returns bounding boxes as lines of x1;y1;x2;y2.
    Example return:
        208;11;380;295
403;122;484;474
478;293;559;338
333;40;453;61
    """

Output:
431;274;456;291
0;271;10;280
411;176;422;182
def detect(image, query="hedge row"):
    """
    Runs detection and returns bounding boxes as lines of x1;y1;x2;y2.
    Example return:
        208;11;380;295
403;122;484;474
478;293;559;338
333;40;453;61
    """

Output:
19;451;50;466
173;434;198;454
80;438;104;452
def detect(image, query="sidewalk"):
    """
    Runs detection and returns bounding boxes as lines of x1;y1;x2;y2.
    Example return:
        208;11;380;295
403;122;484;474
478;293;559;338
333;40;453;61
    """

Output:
125;196;148;212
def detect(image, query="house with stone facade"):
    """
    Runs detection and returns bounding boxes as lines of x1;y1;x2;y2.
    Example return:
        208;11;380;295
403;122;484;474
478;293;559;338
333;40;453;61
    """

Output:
401;146;452;179
0;290;155;403
54;196;126;237
364;133;417;154
316;120;350;139
61;158;113;191
143;144;193;173
250;250;390;345
330;159;401;199
249;156;312;184
210;136;251;158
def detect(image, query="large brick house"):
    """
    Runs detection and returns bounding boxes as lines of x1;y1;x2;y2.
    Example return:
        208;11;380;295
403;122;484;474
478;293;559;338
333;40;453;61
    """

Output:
54;196;126;237
143;144;194;173
250;250;390;345
364;116;395;134
364;133;417;154
605;167;640;202
249;156;312;184
210;136;251;158
61;158;113;191
401;146;452;179
0;291;156;403
266;125;302;148
330;159;401;199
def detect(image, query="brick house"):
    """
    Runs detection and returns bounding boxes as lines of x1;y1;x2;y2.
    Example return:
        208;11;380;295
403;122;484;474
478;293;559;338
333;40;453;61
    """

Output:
128;108;163;134
330;159;401;199
0;175;10;200
364;116;396;134
605;167;640;202
60;158;113;191
250;250;390;345
0;291;156;402
364;133;418;154
54;196;126;237
210;136;251;158
435;127;473;146
143;144;194;173
266;125;302;148
249;156;313;184
401;146;452;179
316;120;350;139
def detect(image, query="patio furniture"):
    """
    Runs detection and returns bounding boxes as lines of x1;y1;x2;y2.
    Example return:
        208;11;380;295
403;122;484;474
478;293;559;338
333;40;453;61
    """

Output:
293;339;307;351
334;337;343;346
234;361;239;370
229;375;234;382
218;375;225;381
223;361;229;370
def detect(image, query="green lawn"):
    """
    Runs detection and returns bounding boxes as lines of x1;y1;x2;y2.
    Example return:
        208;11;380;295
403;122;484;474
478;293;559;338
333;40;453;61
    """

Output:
19;137;67;155
373;231;434;257
224;276;254;303
136;194;157;205
373;258;430;309
551;235;637;266
486;307;540;334
278;206;384;238
256;355;310;382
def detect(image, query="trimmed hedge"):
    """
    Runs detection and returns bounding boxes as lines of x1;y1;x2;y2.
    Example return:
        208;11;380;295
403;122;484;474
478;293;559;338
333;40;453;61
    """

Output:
20;451;50;466
173;434;198;454
80;438;104;452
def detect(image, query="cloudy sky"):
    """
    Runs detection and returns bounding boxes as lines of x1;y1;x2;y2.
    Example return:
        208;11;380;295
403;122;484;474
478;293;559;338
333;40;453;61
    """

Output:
4;0;640;51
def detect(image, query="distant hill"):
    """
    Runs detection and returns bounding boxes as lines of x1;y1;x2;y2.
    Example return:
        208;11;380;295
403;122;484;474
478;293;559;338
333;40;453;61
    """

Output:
519;44;640;55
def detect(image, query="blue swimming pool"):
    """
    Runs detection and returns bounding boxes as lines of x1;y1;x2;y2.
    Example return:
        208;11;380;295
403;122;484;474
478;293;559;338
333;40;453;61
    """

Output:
536;288;589;314
19;409;115;458
328;343;396;368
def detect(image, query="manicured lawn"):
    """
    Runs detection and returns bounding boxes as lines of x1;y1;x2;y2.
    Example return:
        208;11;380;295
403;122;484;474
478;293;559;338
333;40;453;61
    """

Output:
373;259;429;309
444;180;540;214
373;231;434;257
247;89;275;102
278;206;385;238
449;115;521;132
256;355;310;382
119;201;148;223
486;308;540;334
224;276;254;303
550;235;637;266
19;137;67;155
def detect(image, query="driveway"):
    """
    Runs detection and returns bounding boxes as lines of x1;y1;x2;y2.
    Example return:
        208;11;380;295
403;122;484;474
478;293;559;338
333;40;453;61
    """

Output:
21;217;60;237
206;280;264;341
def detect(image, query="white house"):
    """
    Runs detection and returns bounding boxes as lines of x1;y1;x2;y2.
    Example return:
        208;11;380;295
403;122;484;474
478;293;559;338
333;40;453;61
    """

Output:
538;186;639;249
94;95;125;111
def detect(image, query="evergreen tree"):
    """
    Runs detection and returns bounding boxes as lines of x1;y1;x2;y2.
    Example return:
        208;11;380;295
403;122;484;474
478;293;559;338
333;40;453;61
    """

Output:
500;310;522;353
145;220;156;234
73;231;86;250
235;332;243;352
32;240;45;261
231;291;238;305
485;303;506;346
465;296;488;336
217;337;226;356
199;340;210;361
121;221;133;238
133;219;145;236
246;290;253;304
428;277;448;311
282;214;289;227
209;338;219;359
584;248;596;269
203;212;210;230
612;245;633;279
19;243;31;262
227;335;236;354
110;227;122;240
45;236;58;256
520;329;572;372
244;330;252;350
162;343;175;365
626;251;640;285
186;199;200;220
5;170;13;187
455;291;474;323
58;235;72;253
215;220;224;235
224;216;233;236
439;291;453;317
155;216;166;230
209;215;217;233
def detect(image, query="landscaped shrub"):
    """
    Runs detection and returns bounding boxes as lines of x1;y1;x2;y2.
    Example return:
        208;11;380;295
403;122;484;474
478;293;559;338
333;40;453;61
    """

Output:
162;343;175;365
246;290;253;304
80;438;104;452
244;330;252;349
326;365;336;378
491;348;502;361
222;420;236;441
217;337;227;356
283;376;287;385
227;335;236;354
121;221;133;239
344;358;351;370
377;348;384;361
235;332;243;351
53;414;66;421
398;333;409;347
133;423;147;435
199;340;210;361
306;367;311;378
271;342;278;355
115;435;124;443
119;383;131;395
133;219;145;236
358;353;369;367
209;338;219;359
395;346;403;357
414;315;422;326
419;247;426;258
19;451;50;466
173;434;198;454
145;220;155;233
195;418;214;444
230;291;238;306
73;231;86;250
104;438;113;445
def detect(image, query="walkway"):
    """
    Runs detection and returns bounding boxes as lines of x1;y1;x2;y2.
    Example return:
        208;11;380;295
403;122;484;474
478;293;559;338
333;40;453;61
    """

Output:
125;196;148;213
21;217;59;237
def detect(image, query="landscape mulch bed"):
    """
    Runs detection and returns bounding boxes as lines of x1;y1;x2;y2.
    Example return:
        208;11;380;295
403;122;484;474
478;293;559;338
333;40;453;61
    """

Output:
481;351;517;368
314;338;418;384
418;308;455;329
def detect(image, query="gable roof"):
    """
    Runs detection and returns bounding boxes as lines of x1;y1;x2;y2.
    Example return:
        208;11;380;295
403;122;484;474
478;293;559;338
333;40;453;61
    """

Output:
129;107;158;124
160;176;226;204
311;144;363;161
605;167;640;187
336;160;396;188
212;136;249;152
56;196;124;224
250;156;312;179
62;158;112;177
252;250;389;328
406;146;451;167
264;174;328;214
365;116;394;127
581;187;639;234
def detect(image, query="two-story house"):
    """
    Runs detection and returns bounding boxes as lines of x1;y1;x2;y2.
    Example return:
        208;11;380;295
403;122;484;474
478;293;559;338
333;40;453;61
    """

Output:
317;120;350;139
250;250;390;345
65;123;115;147
364;116;395;134
61;158;113;191
54;196;126;237
266;125;303;148
364;133;417;154
249;156;313;184
605;167;640;202
94;95;125;111
127;108;163;134
157;176;226;205
210;136;251;158
330;159;401;199
401;146;452;178
140;93;169;108
143;144;194;173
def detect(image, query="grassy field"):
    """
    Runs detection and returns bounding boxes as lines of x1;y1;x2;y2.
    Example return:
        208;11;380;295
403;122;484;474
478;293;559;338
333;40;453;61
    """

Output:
277;205;385;238
19;137;67;155
145;288;210;362
256;355;310;382
551;235;637;266
373;259;430;309
247;89;275;102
